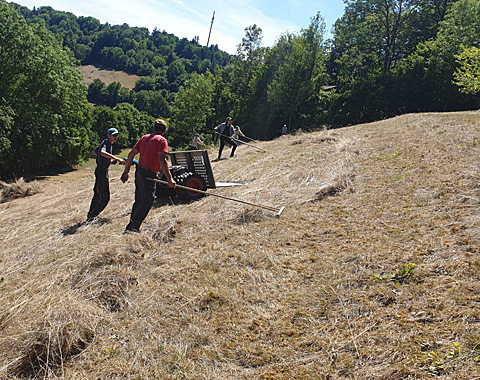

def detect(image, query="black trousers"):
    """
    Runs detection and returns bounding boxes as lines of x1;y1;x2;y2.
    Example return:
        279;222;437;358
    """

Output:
218;136;237;159
87;168;110;219
125;166;157;231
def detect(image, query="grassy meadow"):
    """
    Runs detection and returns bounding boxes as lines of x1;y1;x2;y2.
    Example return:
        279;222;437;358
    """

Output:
1;112;480;379
78;65;141;90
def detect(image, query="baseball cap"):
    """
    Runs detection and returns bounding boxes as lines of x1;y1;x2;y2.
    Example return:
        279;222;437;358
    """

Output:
108;128;119;135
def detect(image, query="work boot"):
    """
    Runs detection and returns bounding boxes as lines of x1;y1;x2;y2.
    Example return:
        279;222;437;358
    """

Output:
123;228;140;235
86;215;97;223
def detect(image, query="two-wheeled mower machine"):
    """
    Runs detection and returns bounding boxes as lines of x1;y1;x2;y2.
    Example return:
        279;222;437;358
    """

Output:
150;149;284;216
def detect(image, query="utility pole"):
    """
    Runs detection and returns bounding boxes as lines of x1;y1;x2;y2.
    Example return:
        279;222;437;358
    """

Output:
207;11;215;47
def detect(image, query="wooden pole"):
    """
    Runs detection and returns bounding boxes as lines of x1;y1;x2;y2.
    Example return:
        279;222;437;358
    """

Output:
147;177;284;216
216;132;266;152
207;11;215;47
241;135;257;143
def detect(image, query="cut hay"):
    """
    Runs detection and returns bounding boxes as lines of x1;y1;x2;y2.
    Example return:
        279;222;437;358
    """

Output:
314;183;345;200
12;303;97;378
314;164;356;200
72;248;139;312
2;111;480;378
151;222;178;242
312;132;339;144
230;207;265;224
76;266;138;312
0;177;41;202
311;138;357;201
198;291;227;311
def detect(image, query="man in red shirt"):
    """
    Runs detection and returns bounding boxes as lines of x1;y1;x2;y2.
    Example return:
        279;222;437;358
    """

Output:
121;119;176;233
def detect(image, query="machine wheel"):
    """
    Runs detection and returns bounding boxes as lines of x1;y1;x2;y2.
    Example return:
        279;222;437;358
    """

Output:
177;173;207;199
155;167;207;200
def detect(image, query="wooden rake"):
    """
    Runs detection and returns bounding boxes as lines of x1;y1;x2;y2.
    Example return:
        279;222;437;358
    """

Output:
147;177;285;217
216;132;267;152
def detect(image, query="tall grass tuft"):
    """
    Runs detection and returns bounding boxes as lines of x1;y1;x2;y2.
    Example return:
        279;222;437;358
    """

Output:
12;302;98;378
0;178;41;202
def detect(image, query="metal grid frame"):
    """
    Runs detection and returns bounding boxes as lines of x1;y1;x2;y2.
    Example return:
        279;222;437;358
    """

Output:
169;150;216;189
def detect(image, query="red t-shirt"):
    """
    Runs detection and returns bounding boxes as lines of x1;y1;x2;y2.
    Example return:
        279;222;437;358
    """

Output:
134;133;168;173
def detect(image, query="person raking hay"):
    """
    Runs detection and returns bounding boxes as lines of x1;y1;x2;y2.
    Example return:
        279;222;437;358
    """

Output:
121;119;176;233
87;127;125;222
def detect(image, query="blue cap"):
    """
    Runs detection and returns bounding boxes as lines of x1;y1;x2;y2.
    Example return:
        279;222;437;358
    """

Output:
108;128;119;135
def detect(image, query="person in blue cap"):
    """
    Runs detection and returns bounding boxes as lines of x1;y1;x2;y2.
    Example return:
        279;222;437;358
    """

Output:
87;127;125;222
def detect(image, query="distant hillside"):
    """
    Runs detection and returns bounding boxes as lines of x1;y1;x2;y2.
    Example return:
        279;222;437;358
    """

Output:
11;2;232;98
1;112;480;379
78;65;141;90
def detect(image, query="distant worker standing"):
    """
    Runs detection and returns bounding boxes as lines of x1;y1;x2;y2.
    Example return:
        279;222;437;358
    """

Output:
281;124;288;135
190;133;206;150
87;127;125;222
214;117;237;160
121;119;176;233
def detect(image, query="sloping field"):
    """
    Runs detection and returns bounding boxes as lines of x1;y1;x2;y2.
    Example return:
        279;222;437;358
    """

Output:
1;112;480;379
78;65;141;90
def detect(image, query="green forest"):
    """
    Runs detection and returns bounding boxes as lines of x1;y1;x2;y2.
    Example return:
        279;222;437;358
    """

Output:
1;0;480;179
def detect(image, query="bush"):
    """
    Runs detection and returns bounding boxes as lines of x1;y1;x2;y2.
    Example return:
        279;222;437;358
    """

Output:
0;3;90;179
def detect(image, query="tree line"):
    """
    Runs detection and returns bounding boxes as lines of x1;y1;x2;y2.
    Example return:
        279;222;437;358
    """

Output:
171;0;480;147
9;2;231;108
12;3;230;78
1;0;480;179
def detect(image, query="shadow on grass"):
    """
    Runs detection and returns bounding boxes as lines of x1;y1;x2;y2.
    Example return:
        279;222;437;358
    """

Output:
153;195;202;208
210;157;229;162
23;165;77;183
61;217;111;236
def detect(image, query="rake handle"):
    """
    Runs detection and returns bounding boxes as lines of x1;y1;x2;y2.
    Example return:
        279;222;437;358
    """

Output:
147;177;283;215
216;132;266;152
241;135;257;143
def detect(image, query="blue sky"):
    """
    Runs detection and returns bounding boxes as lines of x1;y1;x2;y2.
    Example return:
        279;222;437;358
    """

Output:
14;0;346;54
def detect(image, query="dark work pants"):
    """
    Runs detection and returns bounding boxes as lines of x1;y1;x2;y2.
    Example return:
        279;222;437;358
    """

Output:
218;136;237;159
125;166;156;231
87;168;110;219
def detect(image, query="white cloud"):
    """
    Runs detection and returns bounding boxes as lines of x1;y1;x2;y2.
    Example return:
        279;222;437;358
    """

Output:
206;0;298;52
14;0;343;54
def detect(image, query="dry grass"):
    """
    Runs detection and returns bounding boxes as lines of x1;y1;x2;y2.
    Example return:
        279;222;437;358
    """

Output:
1;111;480;379
11;300;98;379
77;65;141;90
0;178;41;203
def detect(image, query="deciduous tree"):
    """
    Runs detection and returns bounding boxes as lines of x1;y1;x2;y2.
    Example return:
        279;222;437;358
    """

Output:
0;2;90;178
454;46;480;94
268;13;330;131
170;72;214;148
